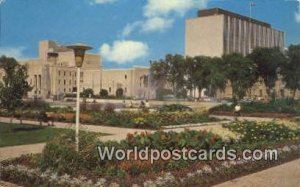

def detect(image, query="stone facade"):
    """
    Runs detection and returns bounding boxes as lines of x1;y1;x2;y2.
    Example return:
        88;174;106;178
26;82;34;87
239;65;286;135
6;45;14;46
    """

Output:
185;8;299;99
21;40;154;99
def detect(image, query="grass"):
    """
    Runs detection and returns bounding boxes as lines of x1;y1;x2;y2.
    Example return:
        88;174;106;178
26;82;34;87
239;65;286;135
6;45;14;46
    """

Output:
0;123;105;147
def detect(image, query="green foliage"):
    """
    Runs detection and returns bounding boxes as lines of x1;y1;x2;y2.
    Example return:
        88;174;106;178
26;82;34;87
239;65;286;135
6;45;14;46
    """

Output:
281;45;300;98
125;130;225;150
158;104;192;112
100;89;108;97
0;123;71;147
91;111;217;129
150;54;186;96
209;98;300;115
116;88;124;98
0;56;32;113
223;53;258;100
248;47;287;96
155;88;173;100
23;99;50;110
223;121;299;143
39;131;101;175
80;88;94;98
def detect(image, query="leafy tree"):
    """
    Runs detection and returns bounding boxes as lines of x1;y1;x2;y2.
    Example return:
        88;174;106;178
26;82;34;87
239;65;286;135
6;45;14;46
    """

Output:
0;56;32;121
164;54;186;96
150;54;186;97
192;56;211;98
116;88;123;98
99;89;108;97
81;88;94;98
185;56;199;97
155;88;173;100
204;57;227;97
223;53;257;101
150;59;167;89
281;45;300;98
248;47;287;96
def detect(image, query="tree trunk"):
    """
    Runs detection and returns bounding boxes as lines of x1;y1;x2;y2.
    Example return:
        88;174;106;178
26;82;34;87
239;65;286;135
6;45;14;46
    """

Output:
292;90;296;99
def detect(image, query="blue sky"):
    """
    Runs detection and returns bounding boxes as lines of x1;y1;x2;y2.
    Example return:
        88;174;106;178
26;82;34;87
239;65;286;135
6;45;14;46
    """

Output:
0;0;299;69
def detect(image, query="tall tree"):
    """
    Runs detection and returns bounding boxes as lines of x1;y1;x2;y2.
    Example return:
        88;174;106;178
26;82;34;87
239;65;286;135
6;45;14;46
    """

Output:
248;47;287;97
192;56;211;98
150;54;186;97
150;59;167;90
281;45;300;98
204;57;227;97
165;54;186;96
223;53;257;101
0;56;32;121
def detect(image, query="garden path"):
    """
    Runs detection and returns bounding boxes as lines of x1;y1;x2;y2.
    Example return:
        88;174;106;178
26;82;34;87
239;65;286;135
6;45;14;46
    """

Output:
214;158;300;187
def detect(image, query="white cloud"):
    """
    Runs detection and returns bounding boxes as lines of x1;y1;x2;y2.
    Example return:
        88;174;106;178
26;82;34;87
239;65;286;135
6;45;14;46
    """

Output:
121;0;209;36
90;0;117;5
121;17;174;37
144;0;208;17
295;0;300;23
121;21;142;37
141;17;174;33
0;46;28;60
99;40;149;64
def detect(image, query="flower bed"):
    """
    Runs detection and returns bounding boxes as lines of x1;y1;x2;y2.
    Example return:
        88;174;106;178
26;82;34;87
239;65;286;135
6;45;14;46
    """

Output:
209;99;300;117
1;120;299;186
0;109;218;129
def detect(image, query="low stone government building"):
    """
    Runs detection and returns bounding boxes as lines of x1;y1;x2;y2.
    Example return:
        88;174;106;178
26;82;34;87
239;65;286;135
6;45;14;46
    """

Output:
185;8;299;100
22;40;155;99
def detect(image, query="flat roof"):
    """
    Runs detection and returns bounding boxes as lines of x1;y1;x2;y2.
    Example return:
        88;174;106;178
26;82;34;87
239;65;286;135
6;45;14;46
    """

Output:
198;8;271;27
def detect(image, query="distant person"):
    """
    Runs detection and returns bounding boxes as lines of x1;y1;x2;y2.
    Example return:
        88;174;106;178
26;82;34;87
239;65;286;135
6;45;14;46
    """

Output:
145;100;150;108
129;101;133;108
140;100;145;108
234;103;241;118
123;100;126;108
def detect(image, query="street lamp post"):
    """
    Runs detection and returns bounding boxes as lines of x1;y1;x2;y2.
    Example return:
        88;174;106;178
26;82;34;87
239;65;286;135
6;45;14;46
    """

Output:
66;43;92;152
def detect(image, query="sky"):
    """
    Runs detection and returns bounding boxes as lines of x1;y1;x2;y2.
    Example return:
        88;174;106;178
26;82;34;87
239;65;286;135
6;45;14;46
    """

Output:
0;0;299;69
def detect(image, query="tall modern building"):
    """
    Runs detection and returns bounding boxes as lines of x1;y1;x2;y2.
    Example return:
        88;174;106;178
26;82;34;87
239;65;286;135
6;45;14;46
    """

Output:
185;8;300;99
185;8;285;57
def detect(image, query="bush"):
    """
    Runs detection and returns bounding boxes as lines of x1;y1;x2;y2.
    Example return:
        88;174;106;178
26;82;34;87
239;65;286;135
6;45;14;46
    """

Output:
158;104;193;112
23;99;50;110
104;103;116;112
209;98;300;115
100;89;108;97
81;88;94;98
223;121;300;143
116;88;124;98
39;131;101;175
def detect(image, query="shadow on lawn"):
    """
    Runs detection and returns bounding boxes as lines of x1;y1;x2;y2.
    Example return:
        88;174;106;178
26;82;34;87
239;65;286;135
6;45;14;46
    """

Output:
11;126;46;132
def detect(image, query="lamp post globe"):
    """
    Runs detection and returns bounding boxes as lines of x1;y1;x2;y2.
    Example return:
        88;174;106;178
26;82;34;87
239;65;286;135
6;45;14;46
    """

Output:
66;43;92;152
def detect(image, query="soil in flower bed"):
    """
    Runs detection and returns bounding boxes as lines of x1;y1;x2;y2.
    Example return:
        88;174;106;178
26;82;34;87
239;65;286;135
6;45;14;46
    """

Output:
211;111;294;118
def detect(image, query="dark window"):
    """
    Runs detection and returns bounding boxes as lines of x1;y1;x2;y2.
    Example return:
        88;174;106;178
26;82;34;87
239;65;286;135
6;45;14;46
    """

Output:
109;87;111;93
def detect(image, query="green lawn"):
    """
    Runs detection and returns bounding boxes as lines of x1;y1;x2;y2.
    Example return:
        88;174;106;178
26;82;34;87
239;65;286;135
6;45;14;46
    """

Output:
0;123;102;147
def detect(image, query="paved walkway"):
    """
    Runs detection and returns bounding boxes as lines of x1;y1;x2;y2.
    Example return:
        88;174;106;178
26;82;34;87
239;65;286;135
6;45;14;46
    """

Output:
214;158;300;187
0;143;46;161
